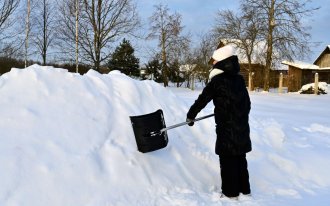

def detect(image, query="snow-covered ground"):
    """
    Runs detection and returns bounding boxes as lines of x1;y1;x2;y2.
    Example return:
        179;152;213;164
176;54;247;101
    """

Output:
0;65;329;206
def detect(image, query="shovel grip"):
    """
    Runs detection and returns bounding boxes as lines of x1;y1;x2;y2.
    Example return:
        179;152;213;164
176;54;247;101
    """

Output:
159;113;215;133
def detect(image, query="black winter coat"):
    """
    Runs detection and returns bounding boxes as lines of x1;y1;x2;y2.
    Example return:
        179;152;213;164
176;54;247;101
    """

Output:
187;55;251;156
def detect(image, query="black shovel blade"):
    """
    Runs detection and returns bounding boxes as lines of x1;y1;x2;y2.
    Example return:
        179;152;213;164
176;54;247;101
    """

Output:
129;109;168;153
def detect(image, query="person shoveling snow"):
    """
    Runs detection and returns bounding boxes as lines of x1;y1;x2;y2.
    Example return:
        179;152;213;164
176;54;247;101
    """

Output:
186;45;252;199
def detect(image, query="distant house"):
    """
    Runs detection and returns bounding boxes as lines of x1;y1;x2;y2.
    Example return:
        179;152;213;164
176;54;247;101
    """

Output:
282;45;330;92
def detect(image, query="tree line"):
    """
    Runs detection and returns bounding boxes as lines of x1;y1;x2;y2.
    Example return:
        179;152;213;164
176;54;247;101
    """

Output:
0;0;319;91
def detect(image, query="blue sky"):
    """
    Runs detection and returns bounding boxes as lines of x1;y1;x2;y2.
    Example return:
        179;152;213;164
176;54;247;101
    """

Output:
136;0;329;64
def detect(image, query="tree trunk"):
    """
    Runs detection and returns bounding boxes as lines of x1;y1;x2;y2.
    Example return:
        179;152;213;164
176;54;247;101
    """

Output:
161;32;168;87
90;0;102;72
42;0;47;65
25;0;31;68
247;56;253;91
264;0;275;92
75;0;79;73
94;60;100;72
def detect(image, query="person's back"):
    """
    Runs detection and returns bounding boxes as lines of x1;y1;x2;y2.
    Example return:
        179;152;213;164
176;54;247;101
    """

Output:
209;56;251;156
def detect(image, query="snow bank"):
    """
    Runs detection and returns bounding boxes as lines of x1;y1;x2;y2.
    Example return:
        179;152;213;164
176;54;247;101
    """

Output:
0;65;217;205
0;65;330;205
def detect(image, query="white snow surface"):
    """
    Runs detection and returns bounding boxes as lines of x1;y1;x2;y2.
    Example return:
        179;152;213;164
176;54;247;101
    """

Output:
1;64;330;206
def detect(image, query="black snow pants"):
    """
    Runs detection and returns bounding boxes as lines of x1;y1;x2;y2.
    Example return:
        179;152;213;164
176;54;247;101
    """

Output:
219;154;251;197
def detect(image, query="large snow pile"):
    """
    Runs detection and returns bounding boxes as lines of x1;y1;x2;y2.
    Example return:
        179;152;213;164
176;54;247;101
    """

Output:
1;65;330;206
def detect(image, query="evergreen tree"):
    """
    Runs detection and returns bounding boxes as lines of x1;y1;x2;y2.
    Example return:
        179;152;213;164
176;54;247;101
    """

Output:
108;38;140;76
168;60;184;86
145;58;162;82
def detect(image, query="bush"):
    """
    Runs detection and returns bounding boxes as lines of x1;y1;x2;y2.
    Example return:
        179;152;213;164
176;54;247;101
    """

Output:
299;82;328;95
0;57;25;75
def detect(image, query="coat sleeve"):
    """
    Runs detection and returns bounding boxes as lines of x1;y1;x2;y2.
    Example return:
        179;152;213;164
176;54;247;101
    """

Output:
187;82;215;119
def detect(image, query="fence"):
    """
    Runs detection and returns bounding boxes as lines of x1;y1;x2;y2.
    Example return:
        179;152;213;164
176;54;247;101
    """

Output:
248;72;322;95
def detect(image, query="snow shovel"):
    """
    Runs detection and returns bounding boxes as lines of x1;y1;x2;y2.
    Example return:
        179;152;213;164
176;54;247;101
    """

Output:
130;109;214;153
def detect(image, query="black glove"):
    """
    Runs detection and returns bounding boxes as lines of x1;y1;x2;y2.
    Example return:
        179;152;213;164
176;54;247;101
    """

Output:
186;118;194;126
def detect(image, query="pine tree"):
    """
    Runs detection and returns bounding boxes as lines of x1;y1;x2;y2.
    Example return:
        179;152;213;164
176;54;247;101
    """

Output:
168;60;184;86
108;38;140;76
145;58;162;82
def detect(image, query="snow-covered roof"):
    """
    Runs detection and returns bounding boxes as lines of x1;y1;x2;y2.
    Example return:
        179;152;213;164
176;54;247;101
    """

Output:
318;67;330;70
282;60;321;70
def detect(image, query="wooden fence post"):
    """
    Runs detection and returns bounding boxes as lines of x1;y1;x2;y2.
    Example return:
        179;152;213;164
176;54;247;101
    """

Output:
314;73;319;95
278;72;283;93
248;72;252;91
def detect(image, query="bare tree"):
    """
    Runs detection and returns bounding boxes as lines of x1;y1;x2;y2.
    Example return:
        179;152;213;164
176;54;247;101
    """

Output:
213;9;262;90
241;0;319;91
57;0;139;72
33;0;55;65
81;0;139;71
0;0;21;58
193;32;216;84
24;0;31;67
148;4;187;87
75;0;79;72
0;0;19;30
57;0;79;63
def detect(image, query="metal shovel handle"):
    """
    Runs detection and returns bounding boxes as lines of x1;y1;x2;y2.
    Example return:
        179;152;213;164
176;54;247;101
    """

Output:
149;113;214;136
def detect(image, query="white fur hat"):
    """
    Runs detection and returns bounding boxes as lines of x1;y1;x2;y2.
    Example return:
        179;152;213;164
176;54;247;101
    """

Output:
211;45;236;63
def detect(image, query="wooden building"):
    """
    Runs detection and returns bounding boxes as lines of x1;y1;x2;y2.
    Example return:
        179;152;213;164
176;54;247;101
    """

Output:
314;45;330;67
282;45;330;92
240;63;288;89
239;63;264;89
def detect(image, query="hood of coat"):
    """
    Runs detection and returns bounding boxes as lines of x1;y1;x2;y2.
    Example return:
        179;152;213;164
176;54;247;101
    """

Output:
213;55;240;75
